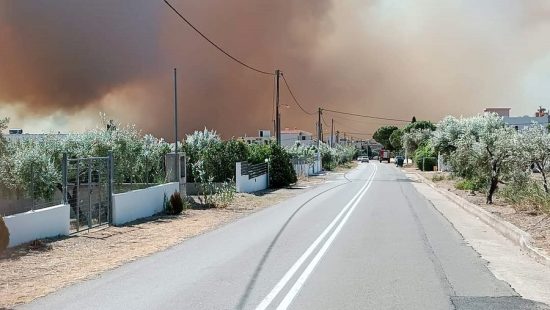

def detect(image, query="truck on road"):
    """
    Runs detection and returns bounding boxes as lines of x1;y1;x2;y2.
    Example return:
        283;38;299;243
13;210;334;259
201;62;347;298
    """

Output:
379;149;390;163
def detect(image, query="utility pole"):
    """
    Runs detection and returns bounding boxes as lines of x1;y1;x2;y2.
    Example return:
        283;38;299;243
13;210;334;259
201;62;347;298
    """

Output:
331;118;334;148
173;68;179;182
317;107;322;147
275;70;281;146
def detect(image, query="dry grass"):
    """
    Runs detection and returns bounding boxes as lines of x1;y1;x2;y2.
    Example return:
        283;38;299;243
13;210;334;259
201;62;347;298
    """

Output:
0;170;345;308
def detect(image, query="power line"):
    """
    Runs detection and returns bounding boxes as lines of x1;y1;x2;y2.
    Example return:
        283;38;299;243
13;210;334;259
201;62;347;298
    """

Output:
280;73;316;116
163;0;274;76
330;113;399;126
322;108;410;123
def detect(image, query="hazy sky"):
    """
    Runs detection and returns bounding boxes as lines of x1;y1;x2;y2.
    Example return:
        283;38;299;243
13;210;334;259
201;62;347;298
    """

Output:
1;0;549;140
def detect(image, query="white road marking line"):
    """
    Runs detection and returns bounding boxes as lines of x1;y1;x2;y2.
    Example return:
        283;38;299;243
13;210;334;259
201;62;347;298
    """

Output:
255;165;377;310
276;165;377;309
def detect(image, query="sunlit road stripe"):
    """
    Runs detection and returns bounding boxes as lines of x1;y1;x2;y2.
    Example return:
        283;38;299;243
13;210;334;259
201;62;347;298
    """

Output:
255;164;377;310
276;164;377;309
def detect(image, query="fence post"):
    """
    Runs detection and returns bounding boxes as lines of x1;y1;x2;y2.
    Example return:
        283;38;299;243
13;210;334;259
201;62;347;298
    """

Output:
108;152;113;224
88;158;92;230
62;153;68;205
76;159;80;232
31;162;35;211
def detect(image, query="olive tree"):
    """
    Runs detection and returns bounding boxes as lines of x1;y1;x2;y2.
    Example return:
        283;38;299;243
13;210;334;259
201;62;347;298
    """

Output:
0;117;8;156
402;128;433;156
519;125;550;193
433;114;522;204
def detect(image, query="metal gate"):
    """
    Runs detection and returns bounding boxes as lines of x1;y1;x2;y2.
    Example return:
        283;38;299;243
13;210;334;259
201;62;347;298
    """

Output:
62;153;113;233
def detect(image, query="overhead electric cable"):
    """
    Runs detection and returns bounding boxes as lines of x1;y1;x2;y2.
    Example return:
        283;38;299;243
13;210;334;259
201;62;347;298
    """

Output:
281;73;316;116
322;108;409;123
163;0;274;76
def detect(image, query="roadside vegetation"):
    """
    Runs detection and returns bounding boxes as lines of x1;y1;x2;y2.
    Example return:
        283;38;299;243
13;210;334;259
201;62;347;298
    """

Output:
375;113;550;213
1;112;359;212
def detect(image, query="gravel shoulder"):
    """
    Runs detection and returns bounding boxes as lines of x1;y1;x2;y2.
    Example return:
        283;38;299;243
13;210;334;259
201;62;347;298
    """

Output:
405;167;550;257
0;171;340;308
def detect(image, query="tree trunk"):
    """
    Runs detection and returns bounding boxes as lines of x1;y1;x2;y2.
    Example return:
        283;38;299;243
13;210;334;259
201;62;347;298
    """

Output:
537;163;549;194
487;177;498;204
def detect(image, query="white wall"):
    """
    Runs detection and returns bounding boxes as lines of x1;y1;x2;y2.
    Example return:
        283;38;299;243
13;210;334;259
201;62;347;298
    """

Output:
292;159;322;177
112;182;179;225
236;162;268;193
3;204;70;247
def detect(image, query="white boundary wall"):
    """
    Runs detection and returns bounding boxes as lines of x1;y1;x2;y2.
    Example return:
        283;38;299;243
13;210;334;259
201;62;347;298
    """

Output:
292;159;322;177
112;182;179;225
236;162;268;193
3;204;70;247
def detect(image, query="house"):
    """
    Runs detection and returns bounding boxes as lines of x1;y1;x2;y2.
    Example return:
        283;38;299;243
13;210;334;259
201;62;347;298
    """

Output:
484;107;511;117
238;130;274;145
484;107;550;131
281;128;313;147
5;129;67;143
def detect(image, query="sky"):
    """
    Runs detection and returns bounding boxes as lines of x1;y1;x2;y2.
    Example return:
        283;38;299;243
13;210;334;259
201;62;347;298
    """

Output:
0;0;549;141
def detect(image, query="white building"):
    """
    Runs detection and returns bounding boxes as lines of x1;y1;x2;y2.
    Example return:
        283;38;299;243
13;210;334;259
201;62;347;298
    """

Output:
484;107;550;130
5;129;67;143
281;129;313;147
238;130;273;145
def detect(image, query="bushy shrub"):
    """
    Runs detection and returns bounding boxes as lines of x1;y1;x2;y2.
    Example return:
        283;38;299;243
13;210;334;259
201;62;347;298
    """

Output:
247;143;272;164
184;130;249;183
169;191;185;215
431;173;446;182
212;182;236;208
319;143;356;171
165;191;187;215
269;144;297;188
0;217;9;252
414;143;437;171
500;180;550;214
455;179;480;191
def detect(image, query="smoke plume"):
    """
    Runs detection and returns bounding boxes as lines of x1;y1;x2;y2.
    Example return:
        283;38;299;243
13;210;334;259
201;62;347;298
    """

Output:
1;0;550;140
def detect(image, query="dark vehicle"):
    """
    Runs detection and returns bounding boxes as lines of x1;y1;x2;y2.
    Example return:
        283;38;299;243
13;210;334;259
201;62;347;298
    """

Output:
395;156;404;167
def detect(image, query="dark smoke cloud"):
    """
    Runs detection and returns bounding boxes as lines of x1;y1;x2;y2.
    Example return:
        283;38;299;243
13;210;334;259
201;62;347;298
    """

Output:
1;0;550;140
0;0;162;113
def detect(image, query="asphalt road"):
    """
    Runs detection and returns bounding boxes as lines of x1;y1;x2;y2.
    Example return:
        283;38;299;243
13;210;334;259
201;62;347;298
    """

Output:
22;163;549;310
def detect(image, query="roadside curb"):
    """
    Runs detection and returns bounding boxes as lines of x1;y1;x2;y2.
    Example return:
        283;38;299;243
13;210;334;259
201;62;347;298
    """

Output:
411;172;550;267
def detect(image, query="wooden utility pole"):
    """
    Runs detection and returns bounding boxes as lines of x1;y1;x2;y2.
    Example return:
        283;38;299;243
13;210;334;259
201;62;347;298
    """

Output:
318;107;322;147
275;70;281;145
331;118;334;148
173;68;179;181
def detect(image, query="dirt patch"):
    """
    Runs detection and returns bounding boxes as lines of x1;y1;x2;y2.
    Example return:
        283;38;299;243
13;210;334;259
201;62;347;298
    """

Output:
405;167;550;257
0;171;342;308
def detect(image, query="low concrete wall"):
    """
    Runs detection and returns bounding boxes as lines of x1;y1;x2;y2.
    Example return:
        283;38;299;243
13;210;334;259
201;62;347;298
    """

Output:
112;182;179;225
236;162;268;193
3;204;70;247
292;159;322;177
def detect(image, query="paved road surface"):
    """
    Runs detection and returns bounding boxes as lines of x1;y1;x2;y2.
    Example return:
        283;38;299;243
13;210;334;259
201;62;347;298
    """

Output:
22;163;549;309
